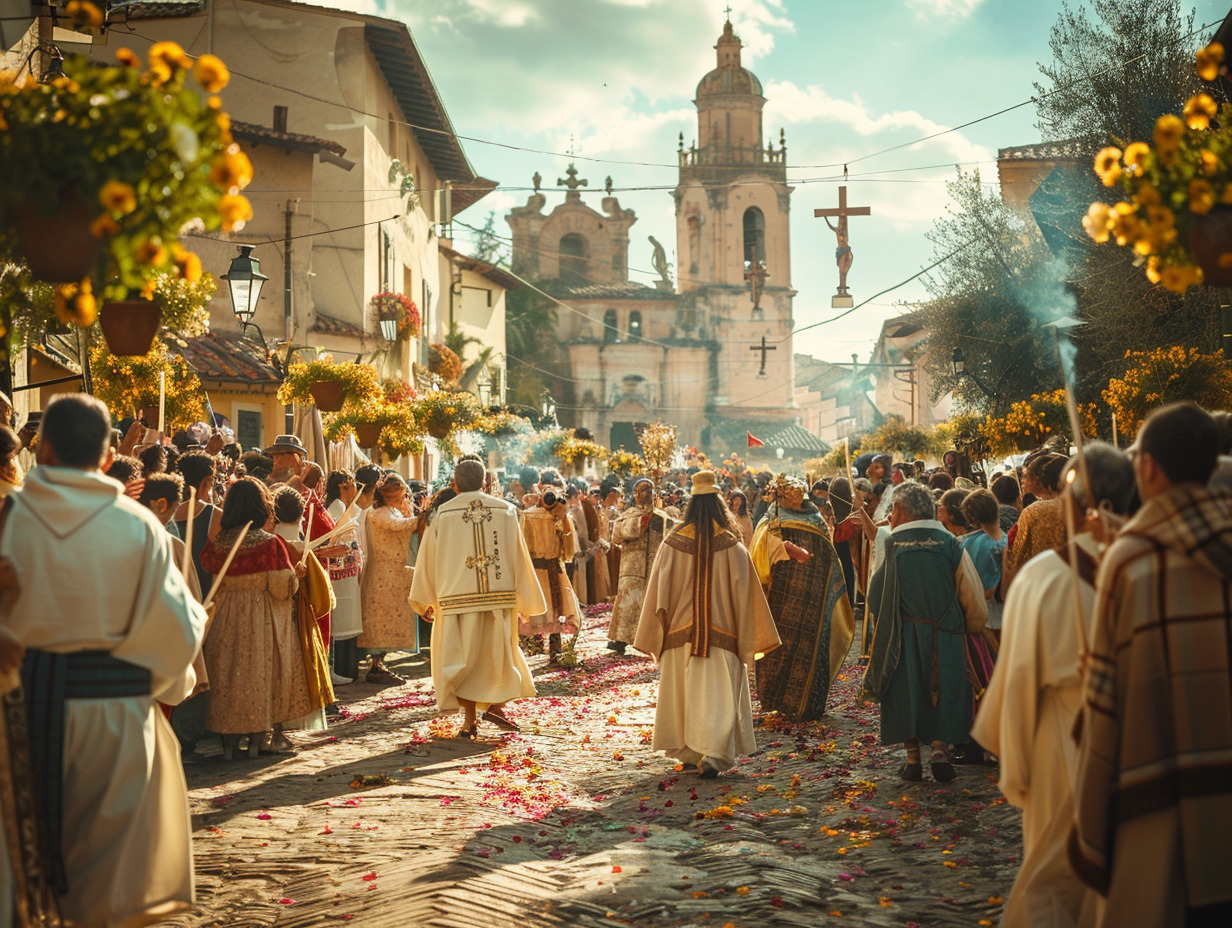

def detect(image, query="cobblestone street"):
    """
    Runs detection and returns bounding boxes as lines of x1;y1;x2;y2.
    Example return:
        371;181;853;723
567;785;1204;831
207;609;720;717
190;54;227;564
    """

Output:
172;607;1019;928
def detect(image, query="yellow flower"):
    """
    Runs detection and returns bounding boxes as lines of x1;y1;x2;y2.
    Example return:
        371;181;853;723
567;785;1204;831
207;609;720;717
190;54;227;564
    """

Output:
192;54;230;93
1147;204;1174;229
98;180;137;216
1123;141;1150;170
1159;263;1202;294
1190;178;1216;214
172;245;203;282
89;214;119;239
149;41;190;72
115;47;141;68
216;111;232;144
1082;202;1112;243
66;1;104;30
1183;94;1218;131
134;240;168;266
1094;147;1122;186
218;193;253;231
0;69;25;95
1135;182;1161;207
1154;114;1184;154
209;148;253;192
1223;184;1232;206
1197;42;1225;82
54;279;96;327
1199;149;1220;175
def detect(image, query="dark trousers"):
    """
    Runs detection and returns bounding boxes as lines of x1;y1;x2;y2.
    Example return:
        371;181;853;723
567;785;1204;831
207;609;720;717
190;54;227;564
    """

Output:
170;690;209;754
333;637;360;680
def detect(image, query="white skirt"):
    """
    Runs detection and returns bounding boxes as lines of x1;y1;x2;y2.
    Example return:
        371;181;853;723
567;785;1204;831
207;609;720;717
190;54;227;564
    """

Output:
330;574;362;640
652;647;755;770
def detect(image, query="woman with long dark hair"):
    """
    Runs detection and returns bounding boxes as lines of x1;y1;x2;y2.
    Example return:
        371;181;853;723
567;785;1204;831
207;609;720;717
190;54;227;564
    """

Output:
634;471;780;778
358;473;418;684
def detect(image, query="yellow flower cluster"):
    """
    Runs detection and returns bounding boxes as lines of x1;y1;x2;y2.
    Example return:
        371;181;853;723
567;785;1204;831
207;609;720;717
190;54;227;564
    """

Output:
1102;346;1232;440
607;450;645;477
981;390;1097;457
1083;42;1232;295
89;339;206;429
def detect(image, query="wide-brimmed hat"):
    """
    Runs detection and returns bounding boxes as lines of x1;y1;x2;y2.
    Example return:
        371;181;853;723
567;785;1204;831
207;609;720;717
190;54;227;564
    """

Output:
690;470;721;496
266;434;307;455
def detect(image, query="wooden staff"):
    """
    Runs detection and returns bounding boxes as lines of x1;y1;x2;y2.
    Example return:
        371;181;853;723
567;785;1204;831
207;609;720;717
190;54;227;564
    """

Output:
1064;469;1089;655
843;436;852;481
299;503;314;568
180;486;196;581
202;521;252;611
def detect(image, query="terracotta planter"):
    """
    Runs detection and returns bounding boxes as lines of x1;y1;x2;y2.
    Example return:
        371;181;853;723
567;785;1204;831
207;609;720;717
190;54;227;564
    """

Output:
1190;206;1232;287
308;380;346;412
15;189;102;283
99;299;162;356
355;422;383;448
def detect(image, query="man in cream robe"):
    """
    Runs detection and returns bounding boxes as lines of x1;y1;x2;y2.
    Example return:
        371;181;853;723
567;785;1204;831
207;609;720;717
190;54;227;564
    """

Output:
0;394;207;928
609;479;673;653
519;490;580;659
972;445;1131;928
634;471;780;776
410;461;545;733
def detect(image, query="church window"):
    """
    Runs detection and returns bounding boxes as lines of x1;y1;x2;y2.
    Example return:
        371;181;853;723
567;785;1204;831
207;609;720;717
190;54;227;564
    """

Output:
628;311;643;340
603;309;617;342
743;207;766;269
559;233;590;283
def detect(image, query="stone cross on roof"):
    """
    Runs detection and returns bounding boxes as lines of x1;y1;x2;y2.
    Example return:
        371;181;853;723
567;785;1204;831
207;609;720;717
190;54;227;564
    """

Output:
557;163;589;202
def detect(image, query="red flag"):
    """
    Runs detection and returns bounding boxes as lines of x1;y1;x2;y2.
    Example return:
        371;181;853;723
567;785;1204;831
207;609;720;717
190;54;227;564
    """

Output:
747;431;764;448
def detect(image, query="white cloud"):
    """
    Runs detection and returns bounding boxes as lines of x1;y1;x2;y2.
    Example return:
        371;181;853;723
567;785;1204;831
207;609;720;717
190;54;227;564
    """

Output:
904;0;984;18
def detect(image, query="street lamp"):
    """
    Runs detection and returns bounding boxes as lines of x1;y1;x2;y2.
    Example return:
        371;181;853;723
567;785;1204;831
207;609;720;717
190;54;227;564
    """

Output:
223;245;268;327
540;391;557;427
951;347;965;376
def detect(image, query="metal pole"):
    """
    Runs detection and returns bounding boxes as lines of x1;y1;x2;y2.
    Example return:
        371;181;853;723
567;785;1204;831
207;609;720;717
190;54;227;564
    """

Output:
284;200;294;433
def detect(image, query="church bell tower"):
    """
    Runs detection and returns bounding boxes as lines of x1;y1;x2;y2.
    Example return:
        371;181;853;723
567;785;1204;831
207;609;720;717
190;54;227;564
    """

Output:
674;18;795;431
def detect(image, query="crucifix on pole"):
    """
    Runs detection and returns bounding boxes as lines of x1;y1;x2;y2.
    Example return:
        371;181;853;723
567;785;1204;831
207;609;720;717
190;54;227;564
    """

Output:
814;173;871;308
750;335;776;377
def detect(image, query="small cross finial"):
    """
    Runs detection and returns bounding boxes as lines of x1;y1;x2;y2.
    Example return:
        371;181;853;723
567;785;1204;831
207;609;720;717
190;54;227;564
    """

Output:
557;163;589;198
724;4;732;21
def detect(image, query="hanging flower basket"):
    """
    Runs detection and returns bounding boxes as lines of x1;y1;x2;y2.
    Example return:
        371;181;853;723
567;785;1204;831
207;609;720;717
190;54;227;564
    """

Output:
99;299;162;357
1189;206;1232;287
411;389;481;441
355;422;383;448
369;292;421;338
309;380;347;412
14;189;101;283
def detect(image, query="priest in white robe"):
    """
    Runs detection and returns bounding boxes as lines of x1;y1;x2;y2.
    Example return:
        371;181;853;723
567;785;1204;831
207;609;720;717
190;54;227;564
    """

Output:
0;394;207;928
410;460;545;737
634;471;781;777
971;444;1134;928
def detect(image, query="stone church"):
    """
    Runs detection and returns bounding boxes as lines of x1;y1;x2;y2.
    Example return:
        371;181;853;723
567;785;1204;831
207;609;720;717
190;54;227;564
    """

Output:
507;20;796;453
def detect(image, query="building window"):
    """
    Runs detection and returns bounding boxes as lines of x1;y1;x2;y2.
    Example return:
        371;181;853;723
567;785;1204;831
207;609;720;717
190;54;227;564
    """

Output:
559;233;589;283
603;308;617;342
628;310;642;340
743;207;766;269
381;228;394;292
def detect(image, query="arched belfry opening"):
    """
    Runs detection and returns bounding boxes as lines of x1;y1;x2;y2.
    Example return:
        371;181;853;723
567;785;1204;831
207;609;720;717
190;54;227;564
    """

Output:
559;232;589;283
743;206;765;270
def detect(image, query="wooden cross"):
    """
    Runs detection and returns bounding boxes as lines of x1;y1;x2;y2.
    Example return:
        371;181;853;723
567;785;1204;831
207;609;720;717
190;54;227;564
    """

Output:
750;335;776;376
814;184;871;306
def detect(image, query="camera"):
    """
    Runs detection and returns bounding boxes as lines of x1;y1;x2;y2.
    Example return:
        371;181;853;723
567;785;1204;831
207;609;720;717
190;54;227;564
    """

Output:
542;490;558;508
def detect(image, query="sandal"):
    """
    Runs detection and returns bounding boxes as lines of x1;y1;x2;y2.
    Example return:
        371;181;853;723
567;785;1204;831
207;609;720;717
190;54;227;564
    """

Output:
930;751;956;783
698;759;720;779
899;760;923;782
458;723;479;740
482;709;520;731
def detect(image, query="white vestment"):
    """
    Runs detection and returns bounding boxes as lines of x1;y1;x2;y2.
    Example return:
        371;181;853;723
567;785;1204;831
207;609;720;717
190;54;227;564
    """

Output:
326;497;363;639
634;527;781;770
410;491;546;711
971;542;1099;928
0;466;207;928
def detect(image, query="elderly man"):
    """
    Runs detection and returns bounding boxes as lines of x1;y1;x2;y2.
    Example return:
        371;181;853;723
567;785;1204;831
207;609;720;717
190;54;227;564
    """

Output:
608;478;674;655
861;481;987;782
750;475;854;721
972;443;1133;928
410;460;545;736
0;394;207;926
1071;403;1232;927
520;481;580;662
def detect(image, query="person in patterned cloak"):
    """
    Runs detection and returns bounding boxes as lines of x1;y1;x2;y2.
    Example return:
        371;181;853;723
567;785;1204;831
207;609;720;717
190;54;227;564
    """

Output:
750;474;855;721
607;479;674;655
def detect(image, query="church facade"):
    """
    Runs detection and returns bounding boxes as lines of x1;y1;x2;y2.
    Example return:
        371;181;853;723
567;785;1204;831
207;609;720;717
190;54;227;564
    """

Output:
506;20;796;453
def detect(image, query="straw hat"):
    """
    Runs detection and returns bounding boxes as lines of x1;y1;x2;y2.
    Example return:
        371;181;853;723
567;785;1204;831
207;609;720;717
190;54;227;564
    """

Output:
690;470;720;495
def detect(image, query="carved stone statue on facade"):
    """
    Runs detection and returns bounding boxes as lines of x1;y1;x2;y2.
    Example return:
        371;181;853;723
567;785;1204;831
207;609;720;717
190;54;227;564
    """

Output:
649;235;671;290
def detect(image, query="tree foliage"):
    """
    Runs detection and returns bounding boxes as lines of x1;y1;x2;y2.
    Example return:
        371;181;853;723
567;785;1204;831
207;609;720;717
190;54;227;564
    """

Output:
856;414;945;460
504;284;559;408
918;170;1064;416
1102;346;1232;438
1033;0;1202;146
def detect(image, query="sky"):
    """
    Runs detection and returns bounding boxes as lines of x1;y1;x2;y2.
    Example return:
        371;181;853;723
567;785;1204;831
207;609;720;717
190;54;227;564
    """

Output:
310;0;1229;364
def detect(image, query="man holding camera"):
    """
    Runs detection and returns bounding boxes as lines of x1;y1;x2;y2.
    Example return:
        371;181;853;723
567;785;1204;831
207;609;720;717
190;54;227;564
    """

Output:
519;479;581;663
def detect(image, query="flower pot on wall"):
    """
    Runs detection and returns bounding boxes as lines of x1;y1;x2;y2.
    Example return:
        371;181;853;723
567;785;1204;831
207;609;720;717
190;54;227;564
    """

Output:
1189;206;1232;288
99;299;162;356
308;381;346;412
355;423;383;448
15;190;101;283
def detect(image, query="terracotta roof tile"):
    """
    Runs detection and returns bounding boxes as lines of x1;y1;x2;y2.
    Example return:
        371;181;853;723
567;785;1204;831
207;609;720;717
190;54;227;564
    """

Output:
166;330;282;385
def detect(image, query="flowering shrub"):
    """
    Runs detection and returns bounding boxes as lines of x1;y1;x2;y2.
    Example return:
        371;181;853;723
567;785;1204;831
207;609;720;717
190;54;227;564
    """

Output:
276;357;382;410
89;339;206;429
324;399;423;461
607;449;645;477
471;410;532;439
411;389;481;438
1102;346;1232;439
1083;41;1231;293
558;436;609;464
981;390;1098;455
428;343;463;384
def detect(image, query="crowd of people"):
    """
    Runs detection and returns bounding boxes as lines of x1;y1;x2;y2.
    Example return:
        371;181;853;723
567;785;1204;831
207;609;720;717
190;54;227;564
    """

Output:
0;391;1229;927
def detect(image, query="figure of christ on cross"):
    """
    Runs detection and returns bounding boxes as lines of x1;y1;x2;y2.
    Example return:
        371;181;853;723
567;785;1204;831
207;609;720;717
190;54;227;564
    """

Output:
814;185;871;308
750;335;776;377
